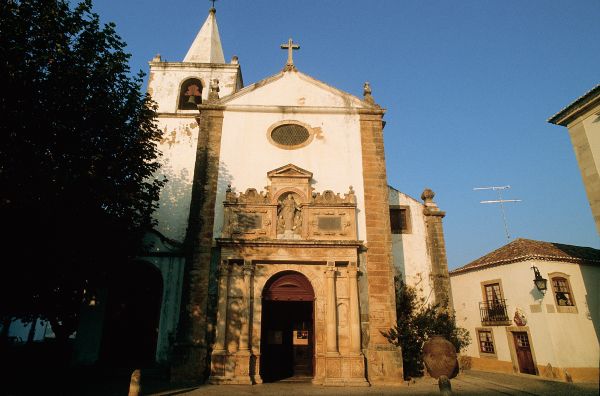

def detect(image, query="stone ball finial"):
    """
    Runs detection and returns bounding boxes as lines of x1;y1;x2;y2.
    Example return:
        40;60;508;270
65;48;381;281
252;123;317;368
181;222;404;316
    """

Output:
152;53;162;62
421;188;435;203
231;55;239;64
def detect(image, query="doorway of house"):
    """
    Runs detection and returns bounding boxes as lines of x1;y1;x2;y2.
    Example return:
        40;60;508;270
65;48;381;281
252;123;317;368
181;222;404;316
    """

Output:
513;331;536;375
260;271;314;382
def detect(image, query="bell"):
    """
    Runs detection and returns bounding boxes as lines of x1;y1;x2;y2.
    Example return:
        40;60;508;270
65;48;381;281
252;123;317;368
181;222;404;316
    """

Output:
187;95;197;105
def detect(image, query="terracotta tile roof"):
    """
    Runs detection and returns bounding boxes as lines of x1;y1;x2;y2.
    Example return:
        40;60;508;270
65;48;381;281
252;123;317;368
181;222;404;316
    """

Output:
450;238;600;275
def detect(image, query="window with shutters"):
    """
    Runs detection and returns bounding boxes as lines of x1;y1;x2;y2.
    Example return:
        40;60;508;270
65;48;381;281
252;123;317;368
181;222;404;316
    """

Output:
476;328;497;357
549;272;578;313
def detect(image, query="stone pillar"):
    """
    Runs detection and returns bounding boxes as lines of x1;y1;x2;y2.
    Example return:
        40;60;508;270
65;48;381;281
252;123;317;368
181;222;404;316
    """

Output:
213;260;230;353
228;260;253;385
239;260;253;351
208;260;231;383
348;263;361;355
359;111;403;384
421;189;453;309
171;105;224;382
325;263;339;355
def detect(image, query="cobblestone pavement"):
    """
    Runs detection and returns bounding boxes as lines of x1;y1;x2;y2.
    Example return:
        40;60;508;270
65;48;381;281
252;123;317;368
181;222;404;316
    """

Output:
145;371;599;396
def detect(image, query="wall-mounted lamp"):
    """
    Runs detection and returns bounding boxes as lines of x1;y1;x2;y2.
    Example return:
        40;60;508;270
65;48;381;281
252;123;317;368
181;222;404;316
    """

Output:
531;266;547;293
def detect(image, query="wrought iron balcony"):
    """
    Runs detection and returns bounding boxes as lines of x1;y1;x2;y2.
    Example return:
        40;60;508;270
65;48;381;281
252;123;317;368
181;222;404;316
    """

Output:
479;299;510;326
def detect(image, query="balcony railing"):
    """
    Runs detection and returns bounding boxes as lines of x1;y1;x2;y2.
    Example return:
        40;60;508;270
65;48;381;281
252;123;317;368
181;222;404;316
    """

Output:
479;299;510;325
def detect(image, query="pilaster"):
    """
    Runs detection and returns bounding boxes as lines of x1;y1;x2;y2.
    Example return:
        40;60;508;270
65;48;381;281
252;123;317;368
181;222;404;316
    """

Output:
171;106;224;382
359;112;403;385
421;189;453;309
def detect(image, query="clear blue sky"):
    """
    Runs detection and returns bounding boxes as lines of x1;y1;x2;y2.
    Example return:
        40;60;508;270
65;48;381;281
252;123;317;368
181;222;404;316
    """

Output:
92;0;599;269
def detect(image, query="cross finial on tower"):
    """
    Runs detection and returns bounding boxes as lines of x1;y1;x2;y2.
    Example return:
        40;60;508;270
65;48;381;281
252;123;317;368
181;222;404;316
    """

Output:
280;38;300;71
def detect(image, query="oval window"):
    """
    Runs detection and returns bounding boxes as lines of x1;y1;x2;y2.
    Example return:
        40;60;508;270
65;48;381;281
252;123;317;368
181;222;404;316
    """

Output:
270;124;310;147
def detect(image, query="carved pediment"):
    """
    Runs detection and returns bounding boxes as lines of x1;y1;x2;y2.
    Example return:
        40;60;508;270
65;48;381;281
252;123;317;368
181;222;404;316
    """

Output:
267;164;313;179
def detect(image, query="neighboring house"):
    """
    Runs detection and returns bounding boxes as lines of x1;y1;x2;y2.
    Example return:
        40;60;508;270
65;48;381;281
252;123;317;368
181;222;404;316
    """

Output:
548;85;600;236
450;238;600;383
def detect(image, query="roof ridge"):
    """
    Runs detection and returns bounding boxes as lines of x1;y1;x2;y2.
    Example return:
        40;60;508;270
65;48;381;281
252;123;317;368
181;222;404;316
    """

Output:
451;238;600;275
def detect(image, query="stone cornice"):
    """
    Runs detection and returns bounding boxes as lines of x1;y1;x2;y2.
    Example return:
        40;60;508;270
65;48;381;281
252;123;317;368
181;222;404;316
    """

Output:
548;84;600;126
216;238;364;249
148;61;240;70
157;112;199;118
212;105;385;115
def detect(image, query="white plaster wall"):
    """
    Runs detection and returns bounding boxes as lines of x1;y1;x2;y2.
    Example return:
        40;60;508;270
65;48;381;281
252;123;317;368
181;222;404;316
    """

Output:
214;72;367;240
152;117;199;242
215;110;365;240
226;72;363;109
148;62;241;113
388;188;433;300
451;260;599;369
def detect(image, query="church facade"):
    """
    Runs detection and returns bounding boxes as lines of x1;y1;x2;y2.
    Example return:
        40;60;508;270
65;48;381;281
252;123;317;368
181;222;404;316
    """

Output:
141;7;452;385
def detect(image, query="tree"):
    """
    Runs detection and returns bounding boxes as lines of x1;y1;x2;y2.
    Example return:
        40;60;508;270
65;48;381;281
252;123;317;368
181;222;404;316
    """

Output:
384;276;471;379
0;0;164;342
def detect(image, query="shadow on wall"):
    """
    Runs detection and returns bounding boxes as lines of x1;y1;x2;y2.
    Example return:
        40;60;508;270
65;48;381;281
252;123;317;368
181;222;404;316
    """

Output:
388;188;407;280
579;264;600;343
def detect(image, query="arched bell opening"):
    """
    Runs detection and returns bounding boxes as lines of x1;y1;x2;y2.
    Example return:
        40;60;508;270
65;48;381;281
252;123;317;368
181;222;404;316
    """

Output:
178;78;203;110
260;271;315;382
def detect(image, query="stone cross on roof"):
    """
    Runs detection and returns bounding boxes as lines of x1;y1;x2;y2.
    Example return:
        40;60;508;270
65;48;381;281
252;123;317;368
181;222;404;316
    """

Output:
281;38;300;71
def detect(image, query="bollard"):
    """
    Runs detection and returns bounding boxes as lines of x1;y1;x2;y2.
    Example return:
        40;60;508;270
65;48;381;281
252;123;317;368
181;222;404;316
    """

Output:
128;369;141;396
438;375;452;395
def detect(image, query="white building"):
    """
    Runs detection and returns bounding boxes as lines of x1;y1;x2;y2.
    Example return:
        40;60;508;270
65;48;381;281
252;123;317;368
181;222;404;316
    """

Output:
450;238;600;383
72;6;453;384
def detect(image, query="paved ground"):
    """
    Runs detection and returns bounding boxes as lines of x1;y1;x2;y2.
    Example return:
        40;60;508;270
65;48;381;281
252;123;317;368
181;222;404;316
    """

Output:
143;371;599;396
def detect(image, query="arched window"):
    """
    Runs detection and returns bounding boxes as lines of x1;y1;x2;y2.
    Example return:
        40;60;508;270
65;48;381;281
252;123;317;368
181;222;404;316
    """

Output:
178;78;202;110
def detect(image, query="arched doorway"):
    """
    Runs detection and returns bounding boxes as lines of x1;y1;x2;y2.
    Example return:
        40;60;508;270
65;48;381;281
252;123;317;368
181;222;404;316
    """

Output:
260;271;314;382
99;261;163;368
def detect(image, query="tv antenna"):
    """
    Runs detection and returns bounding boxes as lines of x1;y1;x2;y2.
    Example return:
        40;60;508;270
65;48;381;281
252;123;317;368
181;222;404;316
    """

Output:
474;185;522;241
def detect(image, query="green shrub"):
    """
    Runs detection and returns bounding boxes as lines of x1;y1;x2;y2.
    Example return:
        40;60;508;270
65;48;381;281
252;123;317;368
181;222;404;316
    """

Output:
384;276;470;379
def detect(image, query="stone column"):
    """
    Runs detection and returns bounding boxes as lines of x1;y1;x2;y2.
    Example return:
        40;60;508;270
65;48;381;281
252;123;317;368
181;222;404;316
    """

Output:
239;260;253;352
359;111;404;384
348;262;361;355
213;260;230;353
422;189;453;309
171;106;225;381
325;263;339;355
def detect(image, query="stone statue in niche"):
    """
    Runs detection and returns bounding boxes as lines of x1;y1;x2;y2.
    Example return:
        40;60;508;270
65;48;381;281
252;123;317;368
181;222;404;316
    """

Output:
277;193;302;239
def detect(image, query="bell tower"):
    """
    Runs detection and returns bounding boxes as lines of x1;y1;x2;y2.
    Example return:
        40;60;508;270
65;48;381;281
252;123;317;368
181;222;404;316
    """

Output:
144;5;243;377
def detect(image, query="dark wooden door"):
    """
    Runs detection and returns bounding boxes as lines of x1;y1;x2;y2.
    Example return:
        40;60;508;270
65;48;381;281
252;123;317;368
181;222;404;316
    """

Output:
513;332;536;375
